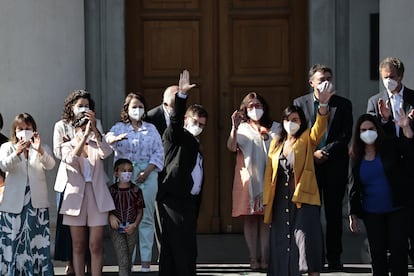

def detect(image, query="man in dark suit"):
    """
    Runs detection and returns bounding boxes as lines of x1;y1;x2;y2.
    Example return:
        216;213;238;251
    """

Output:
367;57;414;137
146;85;179;134
293;64;353;270
157;70;208;276
367;57;414;263
145;85;179;257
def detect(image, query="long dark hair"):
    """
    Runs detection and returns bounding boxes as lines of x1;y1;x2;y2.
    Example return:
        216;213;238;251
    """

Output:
275;105;308;148
349;113;385;164
239;92;273;129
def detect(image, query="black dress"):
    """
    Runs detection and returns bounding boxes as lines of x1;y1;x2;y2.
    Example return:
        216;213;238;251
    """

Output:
268;151;324;276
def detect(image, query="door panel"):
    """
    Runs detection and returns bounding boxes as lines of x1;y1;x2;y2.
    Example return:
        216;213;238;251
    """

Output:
125;0;307;233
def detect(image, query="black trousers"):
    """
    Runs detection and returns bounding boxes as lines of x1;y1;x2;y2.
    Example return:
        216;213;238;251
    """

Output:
158;198;197;276
316;159;348;264
363;208;409;276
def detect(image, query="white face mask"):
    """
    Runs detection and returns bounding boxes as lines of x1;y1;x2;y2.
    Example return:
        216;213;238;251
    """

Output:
360;130;378;145
119;172;133;183
16;130;34;142
317;80;334;93
186;123;203;137
128;107;145;121
382;78;398;92
283;121;300;136
247;108;264;121
73;106;89;116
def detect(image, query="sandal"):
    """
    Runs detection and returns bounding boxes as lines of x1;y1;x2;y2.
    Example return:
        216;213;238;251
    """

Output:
65;263;75;275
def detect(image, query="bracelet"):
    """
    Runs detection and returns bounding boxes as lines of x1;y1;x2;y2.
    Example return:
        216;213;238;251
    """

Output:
318;103;328;108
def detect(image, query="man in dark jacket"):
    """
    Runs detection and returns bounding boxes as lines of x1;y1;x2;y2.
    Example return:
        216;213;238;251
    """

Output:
157;70;208;276
294;64;353;270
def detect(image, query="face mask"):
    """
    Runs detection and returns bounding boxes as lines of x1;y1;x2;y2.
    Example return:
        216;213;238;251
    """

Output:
360;130;378;145
283;121;300;136
16;130;34;142
186;123;203;137
382;78;398;92
247;108;264;121
119;171;133;183
317;81;333;93
128;107;145;121
73;106;89;116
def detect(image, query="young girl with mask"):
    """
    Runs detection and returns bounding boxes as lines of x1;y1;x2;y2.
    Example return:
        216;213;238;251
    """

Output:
106;92;164;272
263;84;332;276
349;112;414;275
109;158;145;275
0;113;56;275
227;92;280;270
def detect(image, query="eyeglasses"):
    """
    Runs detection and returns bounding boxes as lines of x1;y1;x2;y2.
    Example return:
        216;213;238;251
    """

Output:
189;116;206;128
246;103;263;110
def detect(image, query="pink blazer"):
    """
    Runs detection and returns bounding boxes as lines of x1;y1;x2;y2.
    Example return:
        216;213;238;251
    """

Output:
59;137;115;216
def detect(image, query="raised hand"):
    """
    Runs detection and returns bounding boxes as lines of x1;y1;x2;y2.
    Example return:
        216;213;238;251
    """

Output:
316;83;335;105
396;108;410;128
396;108;414;138
84;109;97;129
378;98;391;121
16;138;30;155
178;69;196;94
231;110;244;129
31;132;44;154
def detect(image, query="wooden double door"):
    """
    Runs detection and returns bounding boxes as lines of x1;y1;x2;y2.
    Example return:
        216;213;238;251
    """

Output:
125;0;308;233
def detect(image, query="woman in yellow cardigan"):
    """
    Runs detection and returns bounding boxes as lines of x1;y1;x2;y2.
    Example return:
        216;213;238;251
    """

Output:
263;86;333;276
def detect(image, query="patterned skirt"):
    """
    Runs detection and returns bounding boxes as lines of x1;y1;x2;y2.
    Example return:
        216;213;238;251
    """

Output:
0;185;54;275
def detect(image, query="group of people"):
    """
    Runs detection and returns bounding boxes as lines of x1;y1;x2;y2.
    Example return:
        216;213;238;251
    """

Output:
229;57;414;276
0;56;413;276
0;69;208;276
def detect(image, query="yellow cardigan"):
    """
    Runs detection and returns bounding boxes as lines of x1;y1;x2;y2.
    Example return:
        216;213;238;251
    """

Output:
263;112;328;224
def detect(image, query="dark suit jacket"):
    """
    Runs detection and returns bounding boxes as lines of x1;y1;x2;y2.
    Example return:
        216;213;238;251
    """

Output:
293;93;353;162
367;86;414;137
157;95;200;206
0;133;7;145
349;136;414;217
146;104;168;135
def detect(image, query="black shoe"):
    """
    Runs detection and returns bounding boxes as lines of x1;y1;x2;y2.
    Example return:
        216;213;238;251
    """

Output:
328;262;344;271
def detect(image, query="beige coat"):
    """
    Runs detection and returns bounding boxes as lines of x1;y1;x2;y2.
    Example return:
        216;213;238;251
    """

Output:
59;137;115;216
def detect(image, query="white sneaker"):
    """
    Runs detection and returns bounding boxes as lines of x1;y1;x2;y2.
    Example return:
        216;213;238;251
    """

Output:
141;267;151;272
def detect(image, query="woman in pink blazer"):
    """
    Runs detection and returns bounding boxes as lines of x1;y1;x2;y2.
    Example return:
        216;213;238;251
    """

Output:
60;113;115;276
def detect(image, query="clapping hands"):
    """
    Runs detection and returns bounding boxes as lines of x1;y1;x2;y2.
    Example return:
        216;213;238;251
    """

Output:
378;98;391;121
